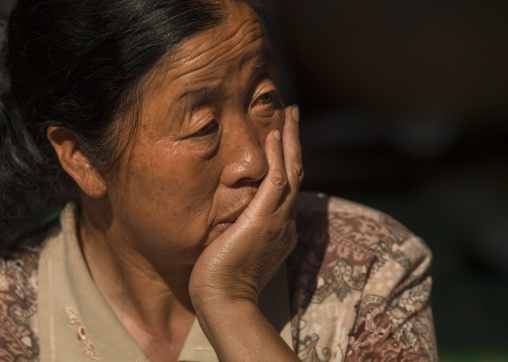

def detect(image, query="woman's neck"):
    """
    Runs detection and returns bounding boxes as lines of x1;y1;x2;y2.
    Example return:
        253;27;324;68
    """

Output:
77;201;196;361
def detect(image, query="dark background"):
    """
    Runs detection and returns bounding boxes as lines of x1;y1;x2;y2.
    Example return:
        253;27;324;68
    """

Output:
265;1;508;360
2;0;507;360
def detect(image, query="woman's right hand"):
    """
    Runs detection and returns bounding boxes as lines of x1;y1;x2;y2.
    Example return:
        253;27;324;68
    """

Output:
188;105;302;361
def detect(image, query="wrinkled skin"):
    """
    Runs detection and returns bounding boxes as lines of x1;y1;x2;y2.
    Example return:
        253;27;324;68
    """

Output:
101;3;289;273
49;2;303;361
91;1;303;298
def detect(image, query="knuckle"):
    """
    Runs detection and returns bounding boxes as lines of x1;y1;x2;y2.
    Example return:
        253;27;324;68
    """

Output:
269;169;288;188
290;163;305;183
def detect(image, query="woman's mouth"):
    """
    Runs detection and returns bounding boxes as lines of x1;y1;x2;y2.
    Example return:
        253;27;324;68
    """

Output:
219;222;234;230
218;203;249;230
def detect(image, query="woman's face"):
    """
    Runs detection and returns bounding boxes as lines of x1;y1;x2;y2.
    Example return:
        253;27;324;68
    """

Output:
102;2;283;267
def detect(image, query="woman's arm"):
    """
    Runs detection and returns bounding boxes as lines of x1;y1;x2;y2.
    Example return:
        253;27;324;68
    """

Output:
189;105;302;361
193;298;297;361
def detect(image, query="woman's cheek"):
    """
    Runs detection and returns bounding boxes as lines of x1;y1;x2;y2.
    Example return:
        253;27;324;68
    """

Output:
182;134;221;160
274;108;284;129
256;110;284;143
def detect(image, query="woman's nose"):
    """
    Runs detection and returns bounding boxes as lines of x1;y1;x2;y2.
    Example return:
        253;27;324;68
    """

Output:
220;118;269;187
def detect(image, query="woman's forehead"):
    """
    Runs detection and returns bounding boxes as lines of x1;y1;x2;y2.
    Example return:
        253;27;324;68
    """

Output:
176;5;263;67
135;2;273;128
143;2;269;95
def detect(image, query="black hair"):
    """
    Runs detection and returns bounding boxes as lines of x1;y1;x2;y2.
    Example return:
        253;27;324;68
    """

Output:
0;0;265;248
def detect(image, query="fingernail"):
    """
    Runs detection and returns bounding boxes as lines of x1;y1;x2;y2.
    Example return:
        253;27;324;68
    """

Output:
273;129;281;141
291;105;300;123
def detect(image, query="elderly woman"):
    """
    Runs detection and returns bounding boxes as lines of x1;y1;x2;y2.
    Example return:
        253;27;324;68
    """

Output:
0;0;437;361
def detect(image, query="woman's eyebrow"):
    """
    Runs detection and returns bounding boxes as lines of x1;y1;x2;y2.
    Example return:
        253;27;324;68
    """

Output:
251;47;275;72
179;87;222;114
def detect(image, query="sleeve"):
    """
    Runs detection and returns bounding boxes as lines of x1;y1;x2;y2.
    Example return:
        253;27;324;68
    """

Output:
0;246;40;361
344;235;437;361
288;193;437;362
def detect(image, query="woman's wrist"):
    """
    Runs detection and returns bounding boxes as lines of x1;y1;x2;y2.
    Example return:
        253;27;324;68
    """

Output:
193;297;298;362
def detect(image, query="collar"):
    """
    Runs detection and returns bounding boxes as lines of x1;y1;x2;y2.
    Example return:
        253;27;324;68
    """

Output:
38;204;292;362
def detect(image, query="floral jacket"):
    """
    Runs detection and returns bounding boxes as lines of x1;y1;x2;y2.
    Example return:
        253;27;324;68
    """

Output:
0;192;437;361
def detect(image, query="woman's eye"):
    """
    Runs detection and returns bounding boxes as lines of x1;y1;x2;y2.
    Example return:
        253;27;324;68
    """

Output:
251;90;282;117
253;91;278;107
191;119;219;137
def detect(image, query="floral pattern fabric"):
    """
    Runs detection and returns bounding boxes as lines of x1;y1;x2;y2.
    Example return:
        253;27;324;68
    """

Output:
0;239;40;361
289;193;437;361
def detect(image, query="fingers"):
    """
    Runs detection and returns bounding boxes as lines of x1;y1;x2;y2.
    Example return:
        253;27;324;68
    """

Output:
282;105;304;198
247;127;288;216
245;105;302;217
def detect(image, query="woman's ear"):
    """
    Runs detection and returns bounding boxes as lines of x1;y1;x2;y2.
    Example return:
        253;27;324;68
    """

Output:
47;126;107;198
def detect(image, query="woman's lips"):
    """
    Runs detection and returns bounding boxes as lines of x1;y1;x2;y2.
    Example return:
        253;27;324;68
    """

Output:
217;204;249;229
219;222;234;230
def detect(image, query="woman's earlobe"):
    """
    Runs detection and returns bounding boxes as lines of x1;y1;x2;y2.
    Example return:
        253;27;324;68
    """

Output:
47;126;107;198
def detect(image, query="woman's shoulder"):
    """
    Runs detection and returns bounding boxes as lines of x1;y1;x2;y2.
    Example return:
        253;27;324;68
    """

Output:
0;234;42;294
295;191;427;255
289;192;437;361
291;191;432;292
0;234;43;360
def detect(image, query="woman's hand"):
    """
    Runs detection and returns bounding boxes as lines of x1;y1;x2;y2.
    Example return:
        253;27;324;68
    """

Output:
189;104;302;304
189;105;302;361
